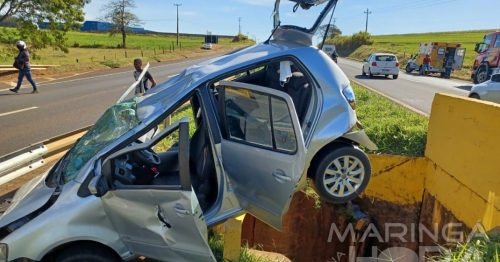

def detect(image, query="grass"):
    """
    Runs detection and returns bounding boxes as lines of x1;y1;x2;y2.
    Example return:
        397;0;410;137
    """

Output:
0;28;254;80
426;233;499;261
352;83;429;157
344;29;500;81
208;230;288;262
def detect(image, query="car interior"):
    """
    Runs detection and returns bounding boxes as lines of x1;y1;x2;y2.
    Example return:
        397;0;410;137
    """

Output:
104;60;313;213
107;95;218;212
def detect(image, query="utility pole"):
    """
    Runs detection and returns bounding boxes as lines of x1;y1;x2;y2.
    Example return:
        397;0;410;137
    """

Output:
238;18;241;35
174;4;182;46
364;8;371;33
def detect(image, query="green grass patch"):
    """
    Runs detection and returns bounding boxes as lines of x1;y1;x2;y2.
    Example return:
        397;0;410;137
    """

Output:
208;230;288;262
352;83;429;157
345;29;500;81
426;233;499;262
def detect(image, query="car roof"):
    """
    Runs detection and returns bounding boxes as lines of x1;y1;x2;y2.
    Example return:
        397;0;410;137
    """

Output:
371;53;396;56
135;40;311;120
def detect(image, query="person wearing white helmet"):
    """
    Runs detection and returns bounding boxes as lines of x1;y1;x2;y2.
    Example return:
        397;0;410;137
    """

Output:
10;40;39;94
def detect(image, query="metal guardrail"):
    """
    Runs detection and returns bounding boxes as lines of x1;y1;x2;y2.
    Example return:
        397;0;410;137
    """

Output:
0;125;92;187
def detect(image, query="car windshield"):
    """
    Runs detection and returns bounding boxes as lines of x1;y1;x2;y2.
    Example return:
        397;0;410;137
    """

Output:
61;96;141;184
375;55;397;61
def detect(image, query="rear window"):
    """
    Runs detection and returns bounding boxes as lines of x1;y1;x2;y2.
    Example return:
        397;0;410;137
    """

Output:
375;55;397;61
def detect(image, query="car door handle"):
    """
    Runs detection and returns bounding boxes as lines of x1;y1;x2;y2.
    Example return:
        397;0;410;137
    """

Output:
173;207;190;215
272;171;292;182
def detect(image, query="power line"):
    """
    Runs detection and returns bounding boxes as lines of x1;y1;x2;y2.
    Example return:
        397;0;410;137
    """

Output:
364;8;371;32
174;4;181;46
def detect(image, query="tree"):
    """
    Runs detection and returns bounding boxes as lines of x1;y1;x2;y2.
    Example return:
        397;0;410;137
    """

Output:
0;0;90;54
316;24;342;40
98;0;142;49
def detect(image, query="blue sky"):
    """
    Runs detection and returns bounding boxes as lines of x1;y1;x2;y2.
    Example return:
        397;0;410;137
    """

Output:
83;0;499;45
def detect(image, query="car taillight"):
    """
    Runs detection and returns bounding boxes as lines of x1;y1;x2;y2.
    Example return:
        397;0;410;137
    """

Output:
396;62;400;67
372;62;377;66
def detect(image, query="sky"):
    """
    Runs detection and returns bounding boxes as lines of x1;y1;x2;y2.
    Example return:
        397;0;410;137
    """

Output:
83;0;499;45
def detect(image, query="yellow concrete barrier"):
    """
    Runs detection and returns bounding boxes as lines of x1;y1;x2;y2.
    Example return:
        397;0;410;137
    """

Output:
425;93;500;230
216;214;246;261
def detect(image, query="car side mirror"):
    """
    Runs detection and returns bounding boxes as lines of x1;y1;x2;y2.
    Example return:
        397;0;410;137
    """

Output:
88;174;109;197
491;74;500;82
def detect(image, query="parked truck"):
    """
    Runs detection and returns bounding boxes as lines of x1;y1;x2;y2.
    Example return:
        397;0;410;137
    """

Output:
472;31;500;84
405;42;466;76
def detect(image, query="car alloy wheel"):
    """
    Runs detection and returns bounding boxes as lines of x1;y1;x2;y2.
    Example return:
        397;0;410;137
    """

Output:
312;145;372;203
474;65;488;84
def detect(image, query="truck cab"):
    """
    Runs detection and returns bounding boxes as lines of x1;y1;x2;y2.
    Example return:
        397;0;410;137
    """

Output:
405;42;466;76
472;31;500;84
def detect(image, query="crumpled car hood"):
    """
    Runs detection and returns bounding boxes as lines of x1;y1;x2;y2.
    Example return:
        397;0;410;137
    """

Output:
0;169;55;228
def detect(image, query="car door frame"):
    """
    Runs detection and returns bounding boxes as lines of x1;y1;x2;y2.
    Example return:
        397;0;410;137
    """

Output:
214;80;307;230
88;116;216;262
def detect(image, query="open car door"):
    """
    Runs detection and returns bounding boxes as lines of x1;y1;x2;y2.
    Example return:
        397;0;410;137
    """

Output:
453;48;466;70
88;118;215;262
217;81;307;231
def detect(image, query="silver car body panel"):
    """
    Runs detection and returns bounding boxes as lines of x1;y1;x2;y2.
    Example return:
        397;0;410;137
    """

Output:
342;130;379;151
0;168;55;228
217;81;307;231
3;180;129;261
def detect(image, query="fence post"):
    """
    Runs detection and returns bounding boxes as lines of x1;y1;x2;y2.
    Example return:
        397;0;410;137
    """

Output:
125;51;127;58
141;50;143;57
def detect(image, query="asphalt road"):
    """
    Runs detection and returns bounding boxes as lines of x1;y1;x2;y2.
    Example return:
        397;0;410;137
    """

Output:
337;57;472;115
0;55;223;157
0;55;475;157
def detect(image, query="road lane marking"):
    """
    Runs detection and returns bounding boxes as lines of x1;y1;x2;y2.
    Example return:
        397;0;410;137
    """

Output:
0;107;38;117
0;58;208;92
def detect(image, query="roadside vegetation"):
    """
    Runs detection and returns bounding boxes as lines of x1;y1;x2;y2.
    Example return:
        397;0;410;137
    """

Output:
426;232;499;262
0;28;254;81
329;29;499;81
352;83;429;157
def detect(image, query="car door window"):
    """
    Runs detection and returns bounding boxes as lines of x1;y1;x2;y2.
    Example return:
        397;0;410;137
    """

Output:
223;86;297;153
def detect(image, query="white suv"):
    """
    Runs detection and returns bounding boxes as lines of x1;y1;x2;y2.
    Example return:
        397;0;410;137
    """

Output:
204;43;212;49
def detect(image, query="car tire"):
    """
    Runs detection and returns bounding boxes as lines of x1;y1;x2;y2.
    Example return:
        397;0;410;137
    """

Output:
311;145;372;204
473;64;489;84
406;64;412;73
55;243;121;262
469;93;480;99
368;69;373;78
362;67;366;76
393;74;398;79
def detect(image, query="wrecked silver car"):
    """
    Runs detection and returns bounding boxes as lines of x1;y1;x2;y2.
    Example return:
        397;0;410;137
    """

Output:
0;0;377;261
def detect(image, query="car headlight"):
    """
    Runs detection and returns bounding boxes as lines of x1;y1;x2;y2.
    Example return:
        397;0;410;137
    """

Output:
0;243;8;262
342;85;356;110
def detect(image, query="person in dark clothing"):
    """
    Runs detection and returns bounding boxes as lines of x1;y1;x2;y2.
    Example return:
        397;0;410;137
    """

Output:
133;58;156;95
331;50;338;63
443;55;455;79
10;40;38;94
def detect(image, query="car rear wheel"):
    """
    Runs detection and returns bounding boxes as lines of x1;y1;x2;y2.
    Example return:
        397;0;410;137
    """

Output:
406;64;413;73
55;243;121;262
369;69;373;78
311;145;372;204
393;74;398;79
469;93;480;99
362;67;366;76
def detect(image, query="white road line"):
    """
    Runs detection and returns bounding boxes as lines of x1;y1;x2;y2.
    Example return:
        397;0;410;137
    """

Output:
0;58;206;92
0;107;38;117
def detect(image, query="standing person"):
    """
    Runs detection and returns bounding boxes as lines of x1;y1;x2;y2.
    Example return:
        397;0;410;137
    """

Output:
9;40;38;94
443;55;455;79
422;53;431;76
133;58;156;95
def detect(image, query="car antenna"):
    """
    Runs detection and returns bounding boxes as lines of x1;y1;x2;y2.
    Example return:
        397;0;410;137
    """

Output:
264;21;281;45
319;0;338;51
265;0;281;45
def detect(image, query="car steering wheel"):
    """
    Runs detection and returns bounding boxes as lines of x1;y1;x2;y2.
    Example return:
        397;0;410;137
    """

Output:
134;148;161;166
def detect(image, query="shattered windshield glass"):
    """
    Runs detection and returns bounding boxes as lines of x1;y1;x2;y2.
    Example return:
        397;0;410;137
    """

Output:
61;96;141;183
